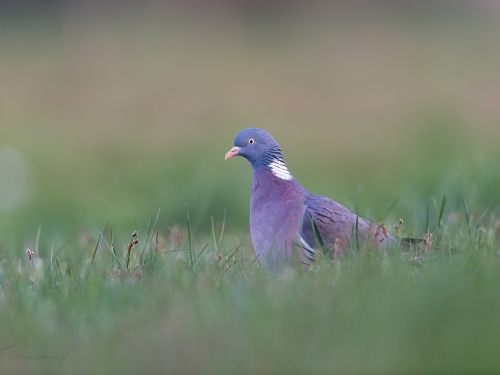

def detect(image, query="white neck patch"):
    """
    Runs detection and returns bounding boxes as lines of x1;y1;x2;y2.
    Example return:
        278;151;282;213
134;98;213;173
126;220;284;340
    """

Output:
268;159;292;180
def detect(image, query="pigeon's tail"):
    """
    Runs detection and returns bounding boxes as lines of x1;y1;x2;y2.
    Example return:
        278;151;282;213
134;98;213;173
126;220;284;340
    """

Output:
398;237;426;251
400;237;424;245
400;237;459;254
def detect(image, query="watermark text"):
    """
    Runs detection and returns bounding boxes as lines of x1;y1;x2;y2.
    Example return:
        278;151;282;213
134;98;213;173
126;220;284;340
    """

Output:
0;345;69;363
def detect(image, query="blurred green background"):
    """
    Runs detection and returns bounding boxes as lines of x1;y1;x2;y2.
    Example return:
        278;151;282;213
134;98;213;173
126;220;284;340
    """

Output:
1;1;500;246
1;2;500;374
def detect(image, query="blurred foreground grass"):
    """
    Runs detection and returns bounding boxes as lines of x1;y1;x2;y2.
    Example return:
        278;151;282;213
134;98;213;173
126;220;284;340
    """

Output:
1;5;500;374
1;204;500;374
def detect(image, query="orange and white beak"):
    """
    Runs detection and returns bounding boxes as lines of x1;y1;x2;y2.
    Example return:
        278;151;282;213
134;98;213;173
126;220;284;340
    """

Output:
225;146;241;160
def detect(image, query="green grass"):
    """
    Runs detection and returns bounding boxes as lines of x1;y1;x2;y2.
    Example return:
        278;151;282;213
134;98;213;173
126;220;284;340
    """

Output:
1;6;500;374
1;201;499;374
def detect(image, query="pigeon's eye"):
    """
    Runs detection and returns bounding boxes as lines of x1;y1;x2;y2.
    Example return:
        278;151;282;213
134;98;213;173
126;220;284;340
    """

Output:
248;138;255;145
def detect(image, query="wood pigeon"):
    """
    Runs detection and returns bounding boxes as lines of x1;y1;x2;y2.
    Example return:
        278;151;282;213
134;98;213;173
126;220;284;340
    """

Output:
225;128;406;269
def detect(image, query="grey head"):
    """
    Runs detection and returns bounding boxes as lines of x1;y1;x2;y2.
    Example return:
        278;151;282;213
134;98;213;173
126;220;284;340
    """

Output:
225;128;292;179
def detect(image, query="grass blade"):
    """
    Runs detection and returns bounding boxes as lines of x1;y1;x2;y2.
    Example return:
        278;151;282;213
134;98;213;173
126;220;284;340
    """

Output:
87;232;102;281
186;205;195;268
462;197;472;236
438;193;447;229
355;215;360;252
211;216;218;255
50;240;55;290
475;208;489;227
218;209;226;250
425;201;430;233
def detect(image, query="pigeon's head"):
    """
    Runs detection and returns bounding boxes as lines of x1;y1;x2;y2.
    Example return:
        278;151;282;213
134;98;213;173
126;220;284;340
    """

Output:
225;128;279;165
225;128;292;179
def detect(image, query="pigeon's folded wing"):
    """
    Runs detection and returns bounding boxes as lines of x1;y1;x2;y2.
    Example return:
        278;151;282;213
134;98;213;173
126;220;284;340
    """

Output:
299;194;393;257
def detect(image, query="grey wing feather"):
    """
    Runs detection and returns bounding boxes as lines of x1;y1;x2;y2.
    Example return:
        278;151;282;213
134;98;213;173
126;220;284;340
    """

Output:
299;194;389;258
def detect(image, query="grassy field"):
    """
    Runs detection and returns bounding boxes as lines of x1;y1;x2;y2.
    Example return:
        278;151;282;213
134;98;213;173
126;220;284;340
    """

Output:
1;4;500;374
